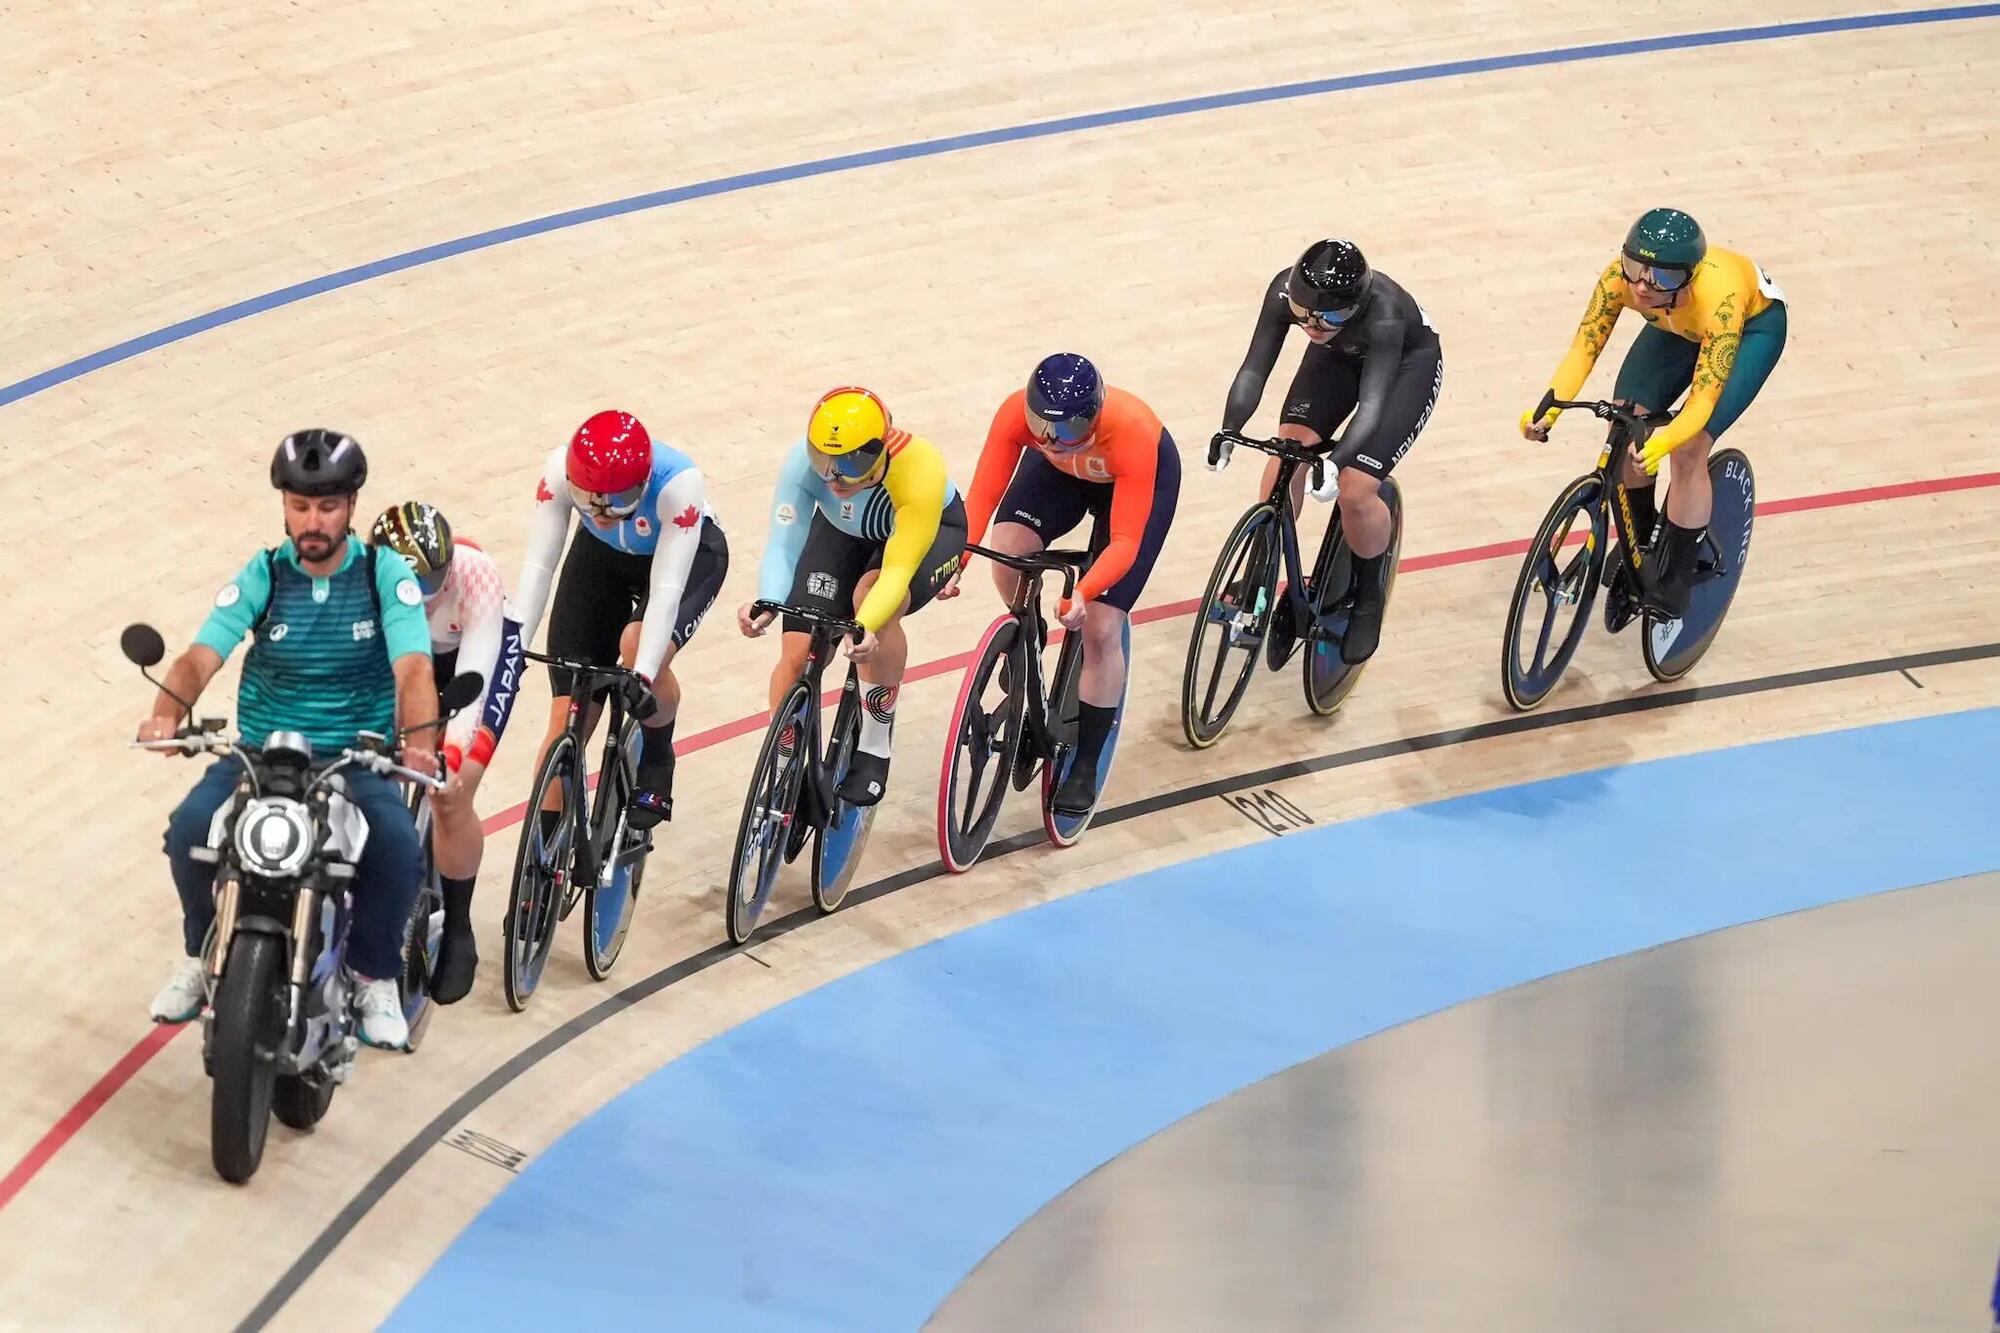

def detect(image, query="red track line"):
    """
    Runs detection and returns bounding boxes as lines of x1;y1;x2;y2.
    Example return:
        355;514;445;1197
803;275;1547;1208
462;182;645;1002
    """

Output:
0;1022;183;1210
7;466;1995;1213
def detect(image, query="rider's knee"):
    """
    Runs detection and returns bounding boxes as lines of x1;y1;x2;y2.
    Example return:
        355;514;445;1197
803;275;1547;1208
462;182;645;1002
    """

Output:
164;772;230;855
354;789;421;880
164;798;211;858
1082;604;1127;652
1670;434;1714;475
775;633;812;675
1334;466;1380;509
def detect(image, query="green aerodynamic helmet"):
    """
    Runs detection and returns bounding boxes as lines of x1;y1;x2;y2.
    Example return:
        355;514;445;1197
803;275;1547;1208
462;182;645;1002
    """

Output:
1623;207;1706;279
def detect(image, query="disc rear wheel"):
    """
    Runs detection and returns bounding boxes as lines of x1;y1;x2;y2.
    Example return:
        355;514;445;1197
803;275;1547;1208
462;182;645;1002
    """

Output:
1642;449;1755;683
585;726;645;980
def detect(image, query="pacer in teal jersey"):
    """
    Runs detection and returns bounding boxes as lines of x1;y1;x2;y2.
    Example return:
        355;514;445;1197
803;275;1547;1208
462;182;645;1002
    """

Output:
136;431;438;1050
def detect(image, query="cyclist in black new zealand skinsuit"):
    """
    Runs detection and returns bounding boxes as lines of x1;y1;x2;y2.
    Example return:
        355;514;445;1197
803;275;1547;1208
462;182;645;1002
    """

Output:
1211;238;1444;663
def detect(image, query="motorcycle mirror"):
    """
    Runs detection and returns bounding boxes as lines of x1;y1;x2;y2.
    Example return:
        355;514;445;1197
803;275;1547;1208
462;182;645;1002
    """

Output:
440;671;485;714
120;623;166;668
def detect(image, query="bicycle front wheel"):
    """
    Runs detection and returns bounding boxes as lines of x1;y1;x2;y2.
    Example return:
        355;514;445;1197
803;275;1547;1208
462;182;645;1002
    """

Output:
398;794;443;1049
938;614;1027;873
1501;474;1606;712
502;733;577;1011
725;683;812;945
1181;504;1281;749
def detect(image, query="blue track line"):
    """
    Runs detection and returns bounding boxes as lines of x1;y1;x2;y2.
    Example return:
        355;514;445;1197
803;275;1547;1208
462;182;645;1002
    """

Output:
3;5;1994;411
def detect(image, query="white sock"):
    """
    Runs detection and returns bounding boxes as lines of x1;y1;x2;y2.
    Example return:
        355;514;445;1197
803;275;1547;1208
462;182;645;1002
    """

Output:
858;685;897;759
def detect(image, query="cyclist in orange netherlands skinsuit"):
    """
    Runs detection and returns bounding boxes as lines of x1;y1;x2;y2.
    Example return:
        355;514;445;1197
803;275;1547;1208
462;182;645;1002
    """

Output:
955;353;1181;815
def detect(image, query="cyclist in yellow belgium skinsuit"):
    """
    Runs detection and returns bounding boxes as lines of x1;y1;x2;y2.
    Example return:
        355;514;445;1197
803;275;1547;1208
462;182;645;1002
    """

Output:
1522;207;1788;617
737;387;966;806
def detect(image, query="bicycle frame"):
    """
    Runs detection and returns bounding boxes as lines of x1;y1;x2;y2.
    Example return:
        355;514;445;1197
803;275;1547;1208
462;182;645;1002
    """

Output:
964;544;1088;766
523;651;646;908
1214;432;1350;629
747;601;865;836
1537;394;1677;578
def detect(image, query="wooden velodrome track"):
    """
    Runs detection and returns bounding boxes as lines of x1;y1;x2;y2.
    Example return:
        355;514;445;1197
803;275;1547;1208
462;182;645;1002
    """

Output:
2;2;1997;1327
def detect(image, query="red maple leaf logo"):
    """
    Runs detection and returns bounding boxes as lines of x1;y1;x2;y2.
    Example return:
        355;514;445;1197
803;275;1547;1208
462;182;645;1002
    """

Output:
672;503;700;530
535;479;554;505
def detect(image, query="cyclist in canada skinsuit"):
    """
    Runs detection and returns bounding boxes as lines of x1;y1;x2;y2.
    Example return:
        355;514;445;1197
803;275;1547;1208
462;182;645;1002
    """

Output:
514;410;729;843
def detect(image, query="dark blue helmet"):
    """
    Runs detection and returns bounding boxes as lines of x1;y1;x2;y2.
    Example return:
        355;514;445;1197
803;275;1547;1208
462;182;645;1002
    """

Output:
1025;353;1105;450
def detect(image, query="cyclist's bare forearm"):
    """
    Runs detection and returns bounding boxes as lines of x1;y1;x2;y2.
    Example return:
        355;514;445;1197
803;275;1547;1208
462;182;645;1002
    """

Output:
393;652;440;742
151;646;222;724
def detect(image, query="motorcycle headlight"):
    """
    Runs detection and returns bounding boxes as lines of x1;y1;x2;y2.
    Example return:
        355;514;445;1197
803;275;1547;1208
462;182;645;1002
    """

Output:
233;797;315;877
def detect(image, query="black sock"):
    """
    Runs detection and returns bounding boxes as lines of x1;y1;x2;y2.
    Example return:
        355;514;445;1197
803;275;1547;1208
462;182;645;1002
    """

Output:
441;875;477;937
1352;553;1386;604
1625;484;1659;547
1075;703;1117;766
1662;519;1706;583
639;718;676;780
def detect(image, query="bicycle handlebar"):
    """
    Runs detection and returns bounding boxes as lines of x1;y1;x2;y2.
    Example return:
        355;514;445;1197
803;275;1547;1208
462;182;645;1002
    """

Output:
965;544;1090;602
521;650;651;685
748;600;865;643
1534;392;1676;432
1211;429;1325;466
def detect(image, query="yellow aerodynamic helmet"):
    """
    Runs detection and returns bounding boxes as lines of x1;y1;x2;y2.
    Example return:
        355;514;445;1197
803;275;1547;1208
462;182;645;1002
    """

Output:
806;386;892;483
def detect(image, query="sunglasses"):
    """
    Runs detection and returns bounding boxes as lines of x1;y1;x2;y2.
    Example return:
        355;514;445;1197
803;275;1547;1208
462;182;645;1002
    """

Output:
1621;255;1693;292
567;480;648;520
1026;411;1096;451
808;440;886;483
416;566;449;598
1286;295;1361;331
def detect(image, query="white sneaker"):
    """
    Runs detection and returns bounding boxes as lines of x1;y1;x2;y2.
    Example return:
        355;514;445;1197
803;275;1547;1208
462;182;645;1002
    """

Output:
150;958;207;1024
354;977;410;1051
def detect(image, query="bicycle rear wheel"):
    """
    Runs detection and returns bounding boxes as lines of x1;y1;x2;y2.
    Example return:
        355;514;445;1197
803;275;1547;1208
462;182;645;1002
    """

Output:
1180;504;1281;749
1303;477;1404;716
584;718;645;980
1643;449;1755;682
813;683;875;915
938;614;1027;873
725;683;812;945
399;792;443;1049
502;733;577;1011
1043;618;1132;846
1501;475;1606;712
